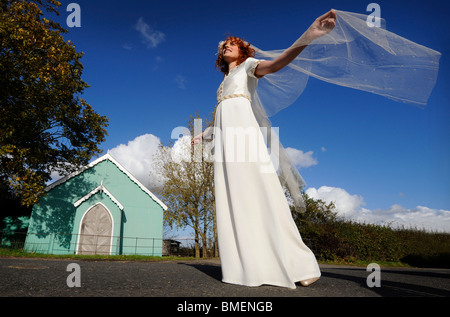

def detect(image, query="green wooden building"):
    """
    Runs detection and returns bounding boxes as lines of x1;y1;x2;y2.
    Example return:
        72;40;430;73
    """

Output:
24;154;167;256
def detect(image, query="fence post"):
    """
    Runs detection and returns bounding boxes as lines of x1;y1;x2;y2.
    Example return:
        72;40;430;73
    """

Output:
74;233;77;254
48;233;54;254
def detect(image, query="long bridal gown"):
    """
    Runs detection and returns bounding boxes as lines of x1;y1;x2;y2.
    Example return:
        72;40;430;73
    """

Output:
211;9;441;289
213;57;320;289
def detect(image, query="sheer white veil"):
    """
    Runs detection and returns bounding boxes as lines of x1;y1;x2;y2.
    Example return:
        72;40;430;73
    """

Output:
249;10;441;212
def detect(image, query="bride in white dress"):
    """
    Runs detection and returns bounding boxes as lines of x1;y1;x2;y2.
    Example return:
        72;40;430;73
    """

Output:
192;10;337;289
191;6;440;289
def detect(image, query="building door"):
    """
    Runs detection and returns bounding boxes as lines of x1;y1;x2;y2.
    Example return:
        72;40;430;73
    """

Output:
78;204;112;255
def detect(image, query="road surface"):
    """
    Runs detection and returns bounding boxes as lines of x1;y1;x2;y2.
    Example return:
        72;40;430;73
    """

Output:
1;257;449;299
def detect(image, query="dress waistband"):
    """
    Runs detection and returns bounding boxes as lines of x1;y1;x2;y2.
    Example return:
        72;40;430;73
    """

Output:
217;94;251;104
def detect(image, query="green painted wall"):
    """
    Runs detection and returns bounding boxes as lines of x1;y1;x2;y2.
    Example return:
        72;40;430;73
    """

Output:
1;216;29;247
24;156;164;256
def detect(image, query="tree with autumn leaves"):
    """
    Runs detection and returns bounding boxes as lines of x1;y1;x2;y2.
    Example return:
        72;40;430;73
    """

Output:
0;0;108;212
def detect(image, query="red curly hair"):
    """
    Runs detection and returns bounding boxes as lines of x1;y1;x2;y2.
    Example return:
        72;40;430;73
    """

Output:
215;36;256;75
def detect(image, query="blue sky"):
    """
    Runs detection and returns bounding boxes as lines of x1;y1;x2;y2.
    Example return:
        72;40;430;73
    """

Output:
48;0;449;232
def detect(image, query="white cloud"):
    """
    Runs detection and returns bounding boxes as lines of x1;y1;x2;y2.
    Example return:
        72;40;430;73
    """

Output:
285;147;318;168
48;162;75;183
109;134;162;189
306;186;366;218
108;134;450;233
109;133;215;190
305;186;450;233
170;135;192;163
170;135;214;164
134;17;165;48
174;75;187;90
367;205;450;233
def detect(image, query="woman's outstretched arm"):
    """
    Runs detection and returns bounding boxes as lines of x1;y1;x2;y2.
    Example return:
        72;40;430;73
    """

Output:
254;9;336;77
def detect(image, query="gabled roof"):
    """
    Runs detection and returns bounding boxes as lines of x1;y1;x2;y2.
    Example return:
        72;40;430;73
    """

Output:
74;183;124;210
46;153;168;210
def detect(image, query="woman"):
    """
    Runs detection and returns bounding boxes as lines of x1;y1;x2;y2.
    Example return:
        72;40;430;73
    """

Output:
192;10;337;289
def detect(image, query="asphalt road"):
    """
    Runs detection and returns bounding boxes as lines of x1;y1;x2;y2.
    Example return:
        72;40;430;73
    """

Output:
1;257;449;299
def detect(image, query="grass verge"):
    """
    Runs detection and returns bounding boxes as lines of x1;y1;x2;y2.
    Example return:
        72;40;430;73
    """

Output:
1;248;417;268
0;248;196;262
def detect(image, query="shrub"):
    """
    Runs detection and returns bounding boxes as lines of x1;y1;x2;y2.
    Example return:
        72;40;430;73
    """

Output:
293;193;450;267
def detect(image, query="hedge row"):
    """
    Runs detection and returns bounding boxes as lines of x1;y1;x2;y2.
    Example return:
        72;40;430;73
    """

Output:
293;195;450;267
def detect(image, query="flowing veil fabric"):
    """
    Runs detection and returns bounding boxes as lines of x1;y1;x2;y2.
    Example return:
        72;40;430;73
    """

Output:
249;10;441;212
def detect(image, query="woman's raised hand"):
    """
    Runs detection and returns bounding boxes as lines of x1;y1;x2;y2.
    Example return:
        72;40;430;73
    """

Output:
306;9;337;41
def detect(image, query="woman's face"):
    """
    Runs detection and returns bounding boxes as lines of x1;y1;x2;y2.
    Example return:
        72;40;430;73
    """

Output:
222;40;239;63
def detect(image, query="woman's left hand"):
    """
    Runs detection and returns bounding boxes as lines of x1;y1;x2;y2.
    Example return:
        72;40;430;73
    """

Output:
307;9;337;40
253;9;337;77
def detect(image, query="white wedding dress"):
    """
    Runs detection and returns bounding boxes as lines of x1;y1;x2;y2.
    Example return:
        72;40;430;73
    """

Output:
211;10;440;289
213;57;320;289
